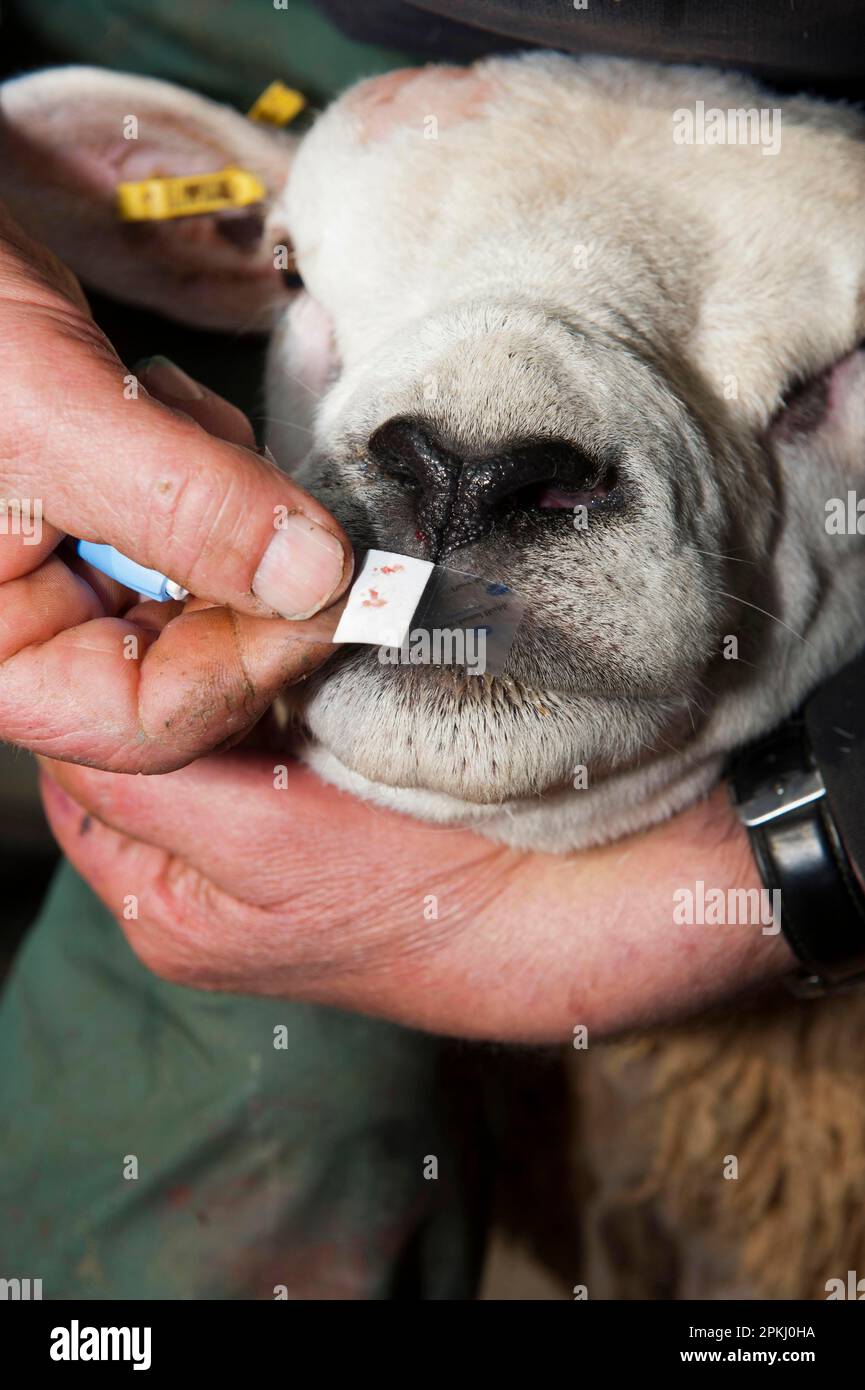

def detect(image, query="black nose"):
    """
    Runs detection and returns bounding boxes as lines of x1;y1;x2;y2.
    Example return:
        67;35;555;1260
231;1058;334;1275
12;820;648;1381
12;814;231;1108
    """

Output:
369;417;614;555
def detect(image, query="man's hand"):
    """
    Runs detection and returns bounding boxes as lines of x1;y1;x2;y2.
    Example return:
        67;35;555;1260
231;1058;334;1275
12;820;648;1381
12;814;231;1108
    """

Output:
0;204;352;773
39;757;795;1042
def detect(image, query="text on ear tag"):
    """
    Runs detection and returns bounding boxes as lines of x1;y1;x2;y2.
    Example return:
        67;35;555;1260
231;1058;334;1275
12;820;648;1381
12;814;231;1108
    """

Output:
115;167;266;221
247;81;306;126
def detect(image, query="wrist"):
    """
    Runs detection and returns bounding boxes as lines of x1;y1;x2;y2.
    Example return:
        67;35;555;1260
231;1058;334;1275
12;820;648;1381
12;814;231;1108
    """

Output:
730;648;865;994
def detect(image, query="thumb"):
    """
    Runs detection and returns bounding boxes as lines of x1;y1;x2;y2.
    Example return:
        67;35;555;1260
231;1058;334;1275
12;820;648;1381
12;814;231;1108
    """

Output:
2;262;352;619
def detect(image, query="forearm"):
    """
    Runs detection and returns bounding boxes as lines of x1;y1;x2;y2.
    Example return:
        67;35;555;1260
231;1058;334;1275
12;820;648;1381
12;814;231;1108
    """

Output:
297;784;795;1044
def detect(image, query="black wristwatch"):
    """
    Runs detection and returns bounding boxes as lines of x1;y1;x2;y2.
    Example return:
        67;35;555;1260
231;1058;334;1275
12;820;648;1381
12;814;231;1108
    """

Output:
729;646;865;996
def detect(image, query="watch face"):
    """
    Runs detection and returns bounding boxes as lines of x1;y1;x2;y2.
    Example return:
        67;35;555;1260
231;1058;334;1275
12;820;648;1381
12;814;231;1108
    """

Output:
805;645;865;893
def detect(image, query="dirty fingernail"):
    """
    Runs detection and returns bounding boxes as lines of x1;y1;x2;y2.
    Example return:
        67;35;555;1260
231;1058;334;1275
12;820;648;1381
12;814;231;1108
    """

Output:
253;513;347;619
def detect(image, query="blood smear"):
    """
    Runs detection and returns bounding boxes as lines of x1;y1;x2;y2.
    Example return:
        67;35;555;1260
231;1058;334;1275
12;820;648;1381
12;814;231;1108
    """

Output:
332;548;526;676
333;550;434;648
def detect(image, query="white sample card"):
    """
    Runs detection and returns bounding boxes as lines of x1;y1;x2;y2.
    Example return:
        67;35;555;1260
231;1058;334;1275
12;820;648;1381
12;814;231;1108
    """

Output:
333;549;434;649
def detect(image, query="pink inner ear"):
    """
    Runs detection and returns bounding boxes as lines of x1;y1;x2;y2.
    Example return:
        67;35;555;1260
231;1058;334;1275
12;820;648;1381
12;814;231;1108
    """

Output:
98;139;233;185
344;65;494;142
771;347;865;446
290;293;339;397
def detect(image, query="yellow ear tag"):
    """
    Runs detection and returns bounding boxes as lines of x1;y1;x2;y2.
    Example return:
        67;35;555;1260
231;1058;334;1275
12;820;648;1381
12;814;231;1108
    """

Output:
116;166;266;222
247;80;306;126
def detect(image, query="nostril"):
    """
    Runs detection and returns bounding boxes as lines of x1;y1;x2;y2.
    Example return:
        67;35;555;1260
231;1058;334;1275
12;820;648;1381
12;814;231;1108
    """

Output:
369;418;449;486
369;418;459;521
368;418;459;554
383;464;420;490
534;465;618;511
467;440;618;517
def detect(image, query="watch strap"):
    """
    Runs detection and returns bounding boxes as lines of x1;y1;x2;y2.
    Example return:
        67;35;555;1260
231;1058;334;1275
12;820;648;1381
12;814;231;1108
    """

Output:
730;716;865;994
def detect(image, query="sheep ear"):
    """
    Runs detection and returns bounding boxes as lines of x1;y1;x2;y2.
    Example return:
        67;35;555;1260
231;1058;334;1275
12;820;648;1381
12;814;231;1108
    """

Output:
0;66;297;330
770;349;865;484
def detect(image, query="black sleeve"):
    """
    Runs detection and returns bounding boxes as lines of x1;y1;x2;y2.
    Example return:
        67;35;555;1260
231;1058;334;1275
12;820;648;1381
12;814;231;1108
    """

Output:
317;0;865;94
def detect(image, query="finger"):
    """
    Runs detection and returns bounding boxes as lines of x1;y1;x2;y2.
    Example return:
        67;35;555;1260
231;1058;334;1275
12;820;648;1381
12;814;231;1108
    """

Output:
136;356;257;450
41;752;483;903
2;603;339;770
56;367;261;619
0;354;256;585
0;517;63;582
42;756;337;905
0;553;109;660
42;770;171;917
40;754;510;1009
1;294;353;619
41;773;269;988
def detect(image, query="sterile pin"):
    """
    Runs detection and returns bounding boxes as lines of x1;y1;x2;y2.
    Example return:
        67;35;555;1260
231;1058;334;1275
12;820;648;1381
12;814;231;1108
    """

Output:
74;540;190;603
